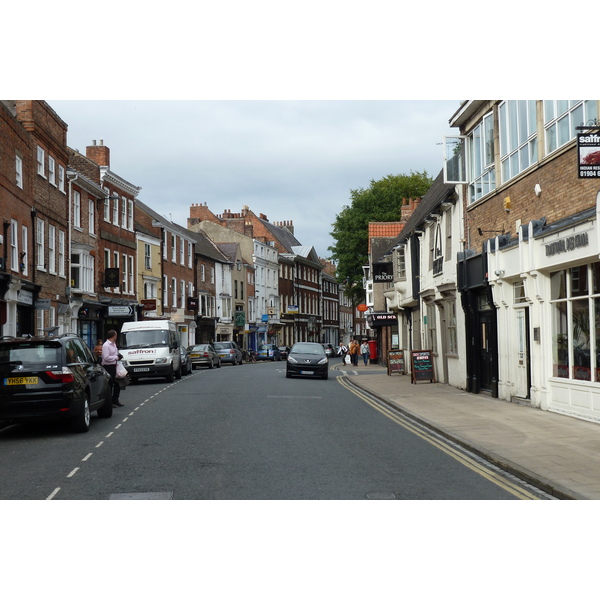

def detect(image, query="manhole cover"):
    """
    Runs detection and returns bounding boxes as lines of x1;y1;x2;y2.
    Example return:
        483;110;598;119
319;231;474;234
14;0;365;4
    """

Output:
109;492;174;500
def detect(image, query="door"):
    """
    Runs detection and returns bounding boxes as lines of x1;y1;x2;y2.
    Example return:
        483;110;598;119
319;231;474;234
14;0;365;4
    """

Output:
479;311;494;390
514;307;531;398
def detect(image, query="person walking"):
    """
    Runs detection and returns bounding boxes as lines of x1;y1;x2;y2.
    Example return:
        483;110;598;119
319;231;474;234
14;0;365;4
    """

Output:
338;342;348;363
361;340;370;365
102;330;124;407
349;340;359;367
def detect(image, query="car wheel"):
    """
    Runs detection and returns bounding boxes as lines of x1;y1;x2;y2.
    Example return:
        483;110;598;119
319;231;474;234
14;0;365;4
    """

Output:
97;390;113;419
166;369;174;383
217;359;221;368
175;366;182;379
70;394;91;433
209;360;214;369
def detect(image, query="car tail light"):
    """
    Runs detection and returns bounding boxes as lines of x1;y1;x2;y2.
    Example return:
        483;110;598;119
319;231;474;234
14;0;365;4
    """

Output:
45;366;75;383
229;350;234;355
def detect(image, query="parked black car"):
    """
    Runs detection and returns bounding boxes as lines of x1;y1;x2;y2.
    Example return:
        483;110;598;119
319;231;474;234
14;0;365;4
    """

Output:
0;333;113;432
286;342;329;380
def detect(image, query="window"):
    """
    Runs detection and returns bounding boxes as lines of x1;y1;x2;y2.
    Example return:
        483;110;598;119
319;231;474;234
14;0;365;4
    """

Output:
514;280;527;303
73;190;81;228
10;220;18;272
499;100;538;183
201;264;205;282
550;263;600;381
162;229;167;259
21;226;28;275
48;156;56;186
36;219;44;269
127;199;134;230
180;280;185;308
144;243;151;270
128;255;134;294
445;211;452;261
58;230;65;277
171;235;176;262
113;252;120;290
121;198;127;228
37;146;45;177
103;195;110;222
48;225;56;274
71;252;94;292
180;238;184;265
58;165;65;193
15;154;23;189
172;277;177;306
544;100;598;155
211;267;215;284
467;112;496;203
447;301;458;354
188;241;192;268
163;275;168;307
112;196;119;225
88;199;95;234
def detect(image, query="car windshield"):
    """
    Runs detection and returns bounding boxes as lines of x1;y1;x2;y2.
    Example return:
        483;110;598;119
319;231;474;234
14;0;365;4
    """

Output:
259;344;270;350
291;343;324;355
214;343;231;350
121;330;169;349
192;345;209;351
0;342;62;365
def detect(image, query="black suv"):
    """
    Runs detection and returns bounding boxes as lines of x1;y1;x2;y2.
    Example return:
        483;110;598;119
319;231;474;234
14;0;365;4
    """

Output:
0;333;113;433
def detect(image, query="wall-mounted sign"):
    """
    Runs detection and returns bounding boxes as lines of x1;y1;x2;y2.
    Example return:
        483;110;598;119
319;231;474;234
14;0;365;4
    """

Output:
287;305;299;314
108;305;134;317
545;232;589;257
372;262;394;283
141;299;157;311
186;297;198;311
578;133;600;178
35;298;51;310
367;312;397;327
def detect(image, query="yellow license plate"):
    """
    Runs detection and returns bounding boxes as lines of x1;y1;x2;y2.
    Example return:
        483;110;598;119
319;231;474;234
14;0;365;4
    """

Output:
5;377;39;385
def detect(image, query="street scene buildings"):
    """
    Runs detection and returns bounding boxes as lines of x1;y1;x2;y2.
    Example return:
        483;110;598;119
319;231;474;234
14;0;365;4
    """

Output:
3;99;600;426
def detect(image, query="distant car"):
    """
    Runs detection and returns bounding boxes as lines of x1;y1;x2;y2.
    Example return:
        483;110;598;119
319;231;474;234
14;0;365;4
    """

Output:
0;333;113;433
189;344;221;369
213;341;243;365
286;342;329;380
180;346;193;375
278;346;290;360
322;344;335;358
257;343;282;361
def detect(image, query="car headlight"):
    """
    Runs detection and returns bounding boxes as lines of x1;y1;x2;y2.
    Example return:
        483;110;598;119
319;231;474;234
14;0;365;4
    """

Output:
288;356;298;364
317;358;328;365
155;357;168;364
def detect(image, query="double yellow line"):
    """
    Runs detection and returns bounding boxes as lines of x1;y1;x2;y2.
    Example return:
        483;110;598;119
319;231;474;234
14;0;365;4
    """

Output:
337;376;541;500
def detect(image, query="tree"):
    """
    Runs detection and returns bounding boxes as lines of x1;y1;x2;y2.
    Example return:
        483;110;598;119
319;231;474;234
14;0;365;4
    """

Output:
328;171;433;302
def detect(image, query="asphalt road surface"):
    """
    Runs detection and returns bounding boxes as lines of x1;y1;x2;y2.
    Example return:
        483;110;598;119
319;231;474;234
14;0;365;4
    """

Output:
0;360;550;500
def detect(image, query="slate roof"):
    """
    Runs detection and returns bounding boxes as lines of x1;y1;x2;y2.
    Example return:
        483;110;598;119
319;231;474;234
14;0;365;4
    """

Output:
258;218;301;252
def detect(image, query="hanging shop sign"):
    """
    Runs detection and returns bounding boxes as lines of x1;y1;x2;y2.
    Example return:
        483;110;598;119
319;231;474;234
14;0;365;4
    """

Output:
372;262;394;283
578;132;600;178
367;312;397;327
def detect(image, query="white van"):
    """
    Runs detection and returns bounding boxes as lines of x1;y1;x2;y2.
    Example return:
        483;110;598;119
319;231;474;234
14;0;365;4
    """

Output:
119;320;182;383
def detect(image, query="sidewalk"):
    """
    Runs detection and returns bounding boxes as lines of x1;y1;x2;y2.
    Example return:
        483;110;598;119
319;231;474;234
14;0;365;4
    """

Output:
334;361;600;499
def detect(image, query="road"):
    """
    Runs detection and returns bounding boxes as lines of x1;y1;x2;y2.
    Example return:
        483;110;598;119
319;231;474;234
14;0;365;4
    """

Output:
0;360;551;500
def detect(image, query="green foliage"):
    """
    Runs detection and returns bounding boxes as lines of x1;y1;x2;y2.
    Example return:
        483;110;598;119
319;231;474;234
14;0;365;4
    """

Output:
328;171;433;298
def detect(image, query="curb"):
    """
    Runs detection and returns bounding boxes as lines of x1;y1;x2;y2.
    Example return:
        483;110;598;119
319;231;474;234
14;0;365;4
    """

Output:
341;374;581;500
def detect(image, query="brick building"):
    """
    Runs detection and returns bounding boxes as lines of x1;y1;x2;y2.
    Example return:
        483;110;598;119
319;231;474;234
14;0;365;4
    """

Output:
449;100;600;423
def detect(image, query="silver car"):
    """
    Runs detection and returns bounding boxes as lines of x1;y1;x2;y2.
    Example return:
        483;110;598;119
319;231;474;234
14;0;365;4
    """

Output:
188;344;221;369
213;341;243;365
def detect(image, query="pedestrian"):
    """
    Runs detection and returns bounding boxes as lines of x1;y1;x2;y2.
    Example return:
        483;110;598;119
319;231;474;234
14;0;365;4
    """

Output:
338;342;348;363
102;330;124;407
361;340;370;365
93;339;103;362
349;339;359;367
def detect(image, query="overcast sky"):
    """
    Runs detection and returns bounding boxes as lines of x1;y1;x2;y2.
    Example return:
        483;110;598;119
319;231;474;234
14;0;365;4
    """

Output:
49;99;460;258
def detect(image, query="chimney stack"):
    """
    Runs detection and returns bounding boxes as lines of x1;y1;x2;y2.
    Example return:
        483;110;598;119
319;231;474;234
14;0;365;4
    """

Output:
86;139;110;168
